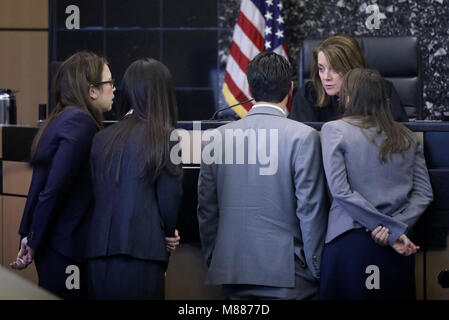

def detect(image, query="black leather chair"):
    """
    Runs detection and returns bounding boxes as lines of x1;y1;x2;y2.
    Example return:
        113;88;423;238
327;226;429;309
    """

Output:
298;36;423;120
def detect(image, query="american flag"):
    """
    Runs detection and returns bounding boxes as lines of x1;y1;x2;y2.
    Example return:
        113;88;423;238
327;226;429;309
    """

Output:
222;0;289;118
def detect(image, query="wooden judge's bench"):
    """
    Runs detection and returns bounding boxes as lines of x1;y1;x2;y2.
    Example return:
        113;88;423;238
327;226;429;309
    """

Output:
1;121;448;300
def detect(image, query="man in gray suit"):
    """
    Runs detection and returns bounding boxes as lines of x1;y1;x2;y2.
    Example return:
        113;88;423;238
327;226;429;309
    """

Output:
197;52;328;299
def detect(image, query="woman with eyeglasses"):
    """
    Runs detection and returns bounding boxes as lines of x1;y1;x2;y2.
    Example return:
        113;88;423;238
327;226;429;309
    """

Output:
10;51;115;299
289;34;409;123
319;68;433;300
86;58;183;300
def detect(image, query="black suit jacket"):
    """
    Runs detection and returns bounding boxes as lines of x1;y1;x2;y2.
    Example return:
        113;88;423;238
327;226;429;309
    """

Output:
86;119;183;264
289;80;409;122
19;107;98;262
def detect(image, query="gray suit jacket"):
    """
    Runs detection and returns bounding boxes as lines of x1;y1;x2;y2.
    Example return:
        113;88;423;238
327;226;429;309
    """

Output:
321;119;433;246
197;105;328;287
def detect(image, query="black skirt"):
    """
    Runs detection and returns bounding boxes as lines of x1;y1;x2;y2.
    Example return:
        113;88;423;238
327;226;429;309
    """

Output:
319;228;415;300
88;255;166;300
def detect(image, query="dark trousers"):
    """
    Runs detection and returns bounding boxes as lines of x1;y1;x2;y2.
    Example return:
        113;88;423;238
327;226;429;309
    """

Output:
34;246;87;300
88;255;166;300
222;256;319;300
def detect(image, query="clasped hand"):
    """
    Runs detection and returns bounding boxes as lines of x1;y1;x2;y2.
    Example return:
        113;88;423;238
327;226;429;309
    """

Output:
366;226;419;256
10;237;34;270
165;229;180;252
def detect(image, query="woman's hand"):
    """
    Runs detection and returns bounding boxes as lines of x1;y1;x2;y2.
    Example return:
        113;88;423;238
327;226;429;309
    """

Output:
10;237;34;270
367;226;389;247
392;234;420;256
165;229;180;252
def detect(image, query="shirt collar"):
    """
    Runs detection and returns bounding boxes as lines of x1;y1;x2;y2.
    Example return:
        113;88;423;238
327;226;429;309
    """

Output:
123;108;134;118
251;103;286;116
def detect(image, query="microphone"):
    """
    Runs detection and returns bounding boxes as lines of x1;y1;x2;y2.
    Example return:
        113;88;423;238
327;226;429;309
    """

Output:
210;98;254;120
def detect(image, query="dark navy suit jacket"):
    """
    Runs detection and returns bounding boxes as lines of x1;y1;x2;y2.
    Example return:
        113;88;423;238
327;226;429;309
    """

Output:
19;107;98;262
86;119;183;265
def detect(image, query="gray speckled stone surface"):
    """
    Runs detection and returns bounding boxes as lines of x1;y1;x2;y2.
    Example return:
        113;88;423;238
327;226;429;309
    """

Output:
218;0;449;119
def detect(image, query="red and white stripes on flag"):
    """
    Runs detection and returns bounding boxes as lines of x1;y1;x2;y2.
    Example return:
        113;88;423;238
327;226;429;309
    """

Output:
222;0;289;118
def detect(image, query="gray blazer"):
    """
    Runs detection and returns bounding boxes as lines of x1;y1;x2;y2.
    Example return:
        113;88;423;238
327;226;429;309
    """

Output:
197;105;328;288
321;119;433;246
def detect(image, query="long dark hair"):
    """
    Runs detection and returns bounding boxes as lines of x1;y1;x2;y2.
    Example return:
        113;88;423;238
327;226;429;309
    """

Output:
31;51;106;157
311;34;367;107
340;68;415;163
101;58;181;182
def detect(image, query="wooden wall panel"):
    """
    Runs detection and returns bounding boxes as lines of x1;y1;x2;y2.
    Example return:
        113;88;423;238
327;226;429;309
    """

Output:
426;236;449;300
2;196;38;284
165;243;222;299
0;0;48;29
0;31;48;126
2;161;33;196
415;251;424;300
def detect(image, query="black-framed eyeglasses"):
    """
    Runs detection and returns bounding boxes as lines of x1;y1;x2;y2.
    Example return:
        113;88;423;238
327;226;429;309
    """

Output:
93;79;115;89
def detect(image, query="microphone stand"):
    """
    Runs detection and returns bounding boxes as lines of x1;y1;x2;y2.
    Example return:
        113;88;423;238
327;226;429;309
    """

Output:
210;98;254;120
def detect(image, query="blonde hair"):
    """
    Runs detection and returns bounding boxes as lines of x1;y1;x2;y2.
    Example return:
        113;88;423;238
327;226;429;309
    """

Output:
310;34;367;107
